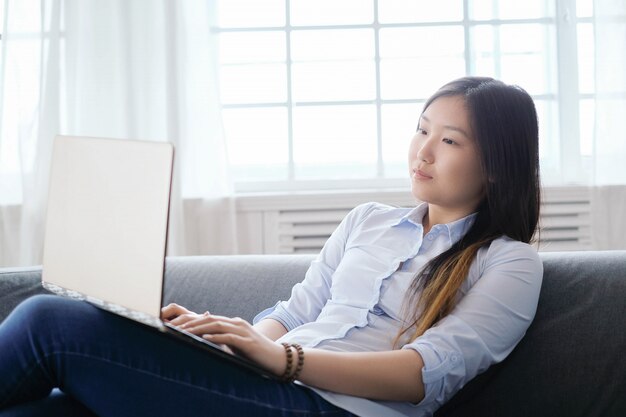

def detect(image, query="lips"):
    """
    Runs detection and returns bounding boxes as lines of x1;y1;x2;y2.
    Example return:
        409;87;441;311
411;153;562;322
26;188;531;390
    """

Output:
412;168;433;180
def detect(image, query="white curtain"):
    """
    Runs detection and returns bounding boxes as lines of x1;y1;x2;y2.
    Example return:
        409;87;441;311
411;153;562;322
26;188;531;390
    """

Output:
590;0;626;249
593;0;626;185
0;0;238;267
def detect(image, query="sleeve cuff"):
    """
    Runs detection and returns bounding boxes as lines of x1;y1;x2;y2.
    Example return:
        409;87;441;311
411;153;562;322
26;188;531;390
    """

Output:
252;301;302;331
403;343;464;406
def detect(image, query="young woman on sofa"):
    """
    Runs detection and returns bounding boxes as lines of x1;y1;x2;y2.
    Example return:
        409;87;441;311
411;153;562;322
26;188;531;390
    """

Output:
0;76;543;417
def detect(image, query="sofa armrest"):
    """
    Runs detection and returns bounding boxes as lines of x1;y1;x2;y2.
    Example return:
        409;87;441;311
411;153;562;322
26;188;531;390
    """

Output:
0;266;48;322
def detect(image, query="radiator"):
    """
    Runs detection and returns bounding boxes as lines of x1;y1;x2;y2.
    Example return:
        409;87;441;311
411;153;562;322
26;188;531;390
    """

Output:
250;187;592;254
536;186;592;251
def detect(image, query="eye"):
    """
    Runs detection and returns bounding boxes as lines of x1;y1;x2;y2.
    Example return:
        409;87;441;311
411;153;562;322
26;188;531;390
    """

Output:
442;138;457;145
417;128;427;135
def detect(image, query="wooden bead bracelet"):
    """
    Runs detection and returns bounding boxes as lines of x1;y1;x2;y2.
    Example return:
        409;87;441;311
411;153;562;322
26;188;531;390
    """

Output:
280;342;304;383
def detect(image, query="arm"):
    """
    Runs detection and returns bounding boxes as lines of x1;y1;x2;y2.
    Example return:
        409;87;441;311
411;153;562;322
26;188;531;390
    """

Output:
253;318;287;341
295;348;425;402
162;203;358;339
253;203;376;331
404;240;543;408
183;314;425;402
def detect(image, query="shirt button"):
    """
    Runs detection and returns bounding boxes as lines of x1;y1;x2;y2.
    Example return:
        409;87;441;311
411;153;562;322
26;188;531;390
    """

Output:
427;235;434;241
372;305;385;315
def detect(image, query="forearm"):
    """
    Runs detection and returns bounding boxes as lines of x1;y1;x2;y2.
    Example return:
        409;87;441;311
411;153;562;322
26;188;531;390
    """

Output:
253;318;288;341
297;348;425;403
183;315;424;402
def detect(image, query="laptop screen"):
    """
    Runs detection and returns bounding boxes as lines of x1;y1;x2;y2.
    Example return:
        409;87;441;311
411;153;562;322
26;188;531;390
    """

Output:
42;135;174;317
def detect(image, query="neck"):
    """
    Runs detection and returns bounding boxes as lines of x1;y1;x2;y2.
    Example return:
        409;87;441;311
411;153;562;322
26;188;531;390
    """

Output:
423;204;475;235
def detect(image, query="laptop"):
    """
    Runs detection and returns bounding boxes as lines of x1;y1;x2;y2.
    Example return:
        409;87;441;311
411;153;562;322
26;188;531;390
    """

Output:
41;135;277;380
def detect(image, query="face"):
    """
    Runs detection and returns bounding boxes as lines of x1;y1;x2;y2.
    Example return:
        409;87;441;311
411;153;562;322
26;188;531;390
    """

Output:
408;95;486;219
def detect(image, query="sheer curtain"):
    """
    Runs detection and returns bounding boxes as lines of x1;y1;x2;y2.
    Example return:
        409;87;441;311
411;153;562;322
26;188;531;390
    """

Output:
590;0;626;249
0;0;237;267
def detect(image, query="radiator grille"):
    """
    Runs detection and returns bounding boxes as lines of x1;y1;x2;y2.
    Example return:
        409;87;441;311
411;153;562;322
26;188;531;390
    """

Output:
536;187;591;251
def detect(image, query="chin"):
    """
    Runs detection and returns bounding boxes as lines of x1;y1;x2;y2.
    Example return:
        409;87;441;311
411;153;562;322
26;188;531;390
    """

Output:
410;186;429;204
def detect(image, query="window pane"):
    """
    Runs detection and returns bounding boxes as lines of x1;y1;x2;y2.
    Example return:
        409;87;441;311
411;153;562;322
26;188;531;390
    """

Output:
291;29;373;61
290;0;373;26
470;25;497;77
577;23;594;94
471;24;556;94
379;27;465;99
291;29;375;101
378;0;463;23
477;24;555;95
535;99;561;182
219;31;285;64
293;105;377;179
216;0;285;28
6;0;40;32
579;99;594;156
577;0;594;18
220;63;286;104
222;107;288;181
381;103;423;178
292;61;375;102
468;0;555;20
0;0;5;33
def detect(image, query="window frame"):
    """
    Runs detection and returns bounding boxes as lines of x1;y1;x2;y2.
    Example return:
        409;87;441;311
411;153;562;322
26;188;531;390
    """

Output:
215;0;594;193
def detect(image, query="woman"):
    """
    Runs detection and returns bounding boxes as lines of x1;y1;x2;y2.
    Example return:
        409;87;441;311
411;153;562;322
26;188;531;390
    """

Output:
0;76;543;417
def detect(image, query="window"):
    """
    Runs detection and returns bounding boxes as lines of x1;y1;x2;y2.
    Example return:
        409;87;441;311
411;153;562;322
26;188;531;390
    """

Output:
214;0;594;192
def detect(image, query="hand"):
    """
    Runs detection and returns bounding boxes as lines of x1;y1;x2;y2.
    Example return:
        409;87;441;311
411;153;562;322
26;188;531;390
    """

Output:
161;303;209;327
161;303;236;354
180;314;286;376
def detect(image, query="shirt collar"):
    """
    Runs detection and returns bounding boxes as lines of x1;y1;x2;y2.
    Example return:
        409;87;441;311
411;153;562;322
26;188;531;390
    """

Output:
392;202;428;227
392;202;477;244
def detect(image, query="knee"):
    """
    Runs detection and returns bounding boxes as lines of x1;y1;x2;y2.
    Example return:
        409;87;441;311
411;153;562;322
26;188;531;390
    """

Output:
14;294;68;317
8;295;85;331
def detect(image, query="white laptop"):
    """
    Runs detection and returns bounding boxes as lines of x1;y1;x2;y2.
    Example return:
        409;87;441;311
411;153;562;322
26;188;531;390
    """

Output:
41;135;275;379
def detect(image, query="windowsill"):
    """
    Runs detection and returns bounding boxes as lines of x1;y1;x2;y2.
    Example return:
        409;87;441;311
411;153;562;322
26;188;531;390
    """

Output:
233;184;593;211
235;187;416;211
233;178;410;194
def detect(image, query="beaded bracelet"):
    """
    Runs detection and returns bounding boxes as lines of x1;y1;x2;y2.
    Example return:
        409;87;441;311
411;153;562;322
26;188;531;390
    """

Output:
289;343;304;383
280;342;294;382
280;342;305;383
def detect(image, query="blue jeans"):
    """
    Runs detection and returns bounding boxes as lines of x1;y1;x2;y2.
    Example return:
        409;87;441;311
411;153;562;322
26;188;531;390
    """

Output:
0;295;355;417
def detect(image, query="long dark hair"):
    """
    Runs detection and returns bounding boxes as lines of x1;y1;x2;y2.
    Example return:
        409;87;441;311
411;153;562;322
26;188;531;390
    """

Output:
396;76;541;344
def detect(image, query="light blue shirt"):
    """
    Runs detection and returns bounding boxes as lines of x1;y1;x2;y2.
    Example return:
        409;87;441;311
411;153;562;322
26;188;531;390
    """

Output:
254;202;543;417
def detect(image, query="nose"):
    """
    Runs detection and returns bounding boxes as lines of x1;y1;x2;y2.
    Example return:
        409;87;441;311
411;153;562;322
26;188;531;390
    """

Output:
416;135;435;164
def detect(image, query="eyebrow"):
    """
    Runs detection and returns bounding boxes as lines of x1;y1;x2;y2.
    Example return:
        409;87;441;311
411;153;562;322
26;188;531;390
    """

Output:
420;115;470;139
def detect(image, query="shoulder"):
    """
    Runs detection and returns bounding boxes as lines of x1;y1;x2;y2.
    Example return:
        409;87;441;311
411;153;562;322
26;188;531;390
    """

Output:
483;237;542;271
466;236;543;289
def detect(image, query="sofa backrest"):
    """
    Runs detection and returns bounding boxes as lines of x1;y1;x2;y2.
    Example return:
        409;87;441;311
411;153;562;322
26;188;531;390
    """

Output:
162;251;626;417
436;250;626;417
163;254;313;320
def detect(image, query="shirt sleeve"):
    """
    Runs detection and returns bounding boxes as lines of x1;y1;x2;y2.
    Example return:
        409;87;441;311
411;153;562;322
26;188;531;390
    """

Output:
253;202;378;330
402;239;543;410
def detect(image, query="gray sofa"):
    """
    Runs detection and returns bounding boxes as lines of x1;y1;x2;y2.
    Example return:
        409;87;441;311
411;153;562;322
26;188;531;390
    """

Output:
1;251;625;417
